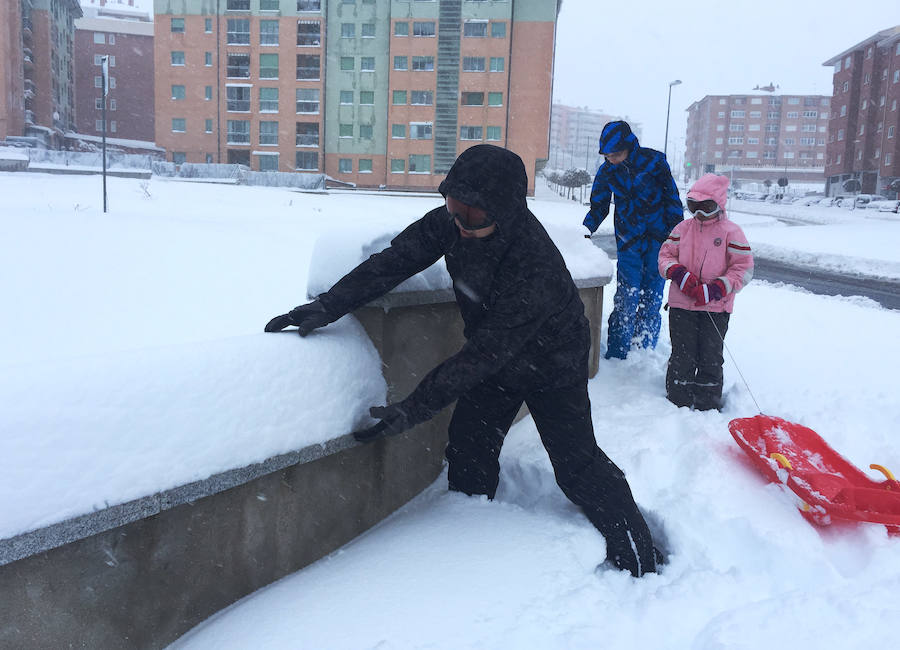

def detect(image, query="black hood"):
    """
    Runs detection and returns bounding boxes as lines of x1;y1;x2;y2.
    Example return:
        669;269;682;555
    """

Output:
438;145;528;228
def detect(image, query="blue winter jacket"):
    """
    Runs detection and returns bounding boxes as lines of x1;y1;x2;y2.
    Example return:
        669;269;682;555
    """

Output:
584;126;684;251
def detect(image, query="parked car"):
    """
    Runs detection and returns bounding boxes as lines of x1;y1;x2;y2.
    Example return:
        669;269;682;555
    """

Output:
855;194;890;208
869;199;900;213
796;194;825;206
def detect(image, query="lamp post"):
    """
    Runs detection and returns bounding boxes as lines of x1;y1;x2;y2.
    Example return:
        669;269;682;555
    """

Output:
664;79;682;157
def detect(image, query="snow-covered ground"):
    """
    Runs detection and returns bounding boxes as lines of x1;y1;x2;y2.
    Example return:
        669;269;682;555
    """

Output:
3;173;899;648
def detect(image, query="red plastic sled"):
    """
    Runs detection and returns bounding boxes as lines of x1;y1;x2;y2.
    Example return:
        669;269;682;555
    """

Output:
729;415;900;534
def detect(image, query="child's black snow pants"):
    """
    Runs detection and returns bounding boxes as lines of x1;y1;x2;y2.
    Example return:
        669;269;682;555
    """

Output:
444;374;657;576
666;307;731;411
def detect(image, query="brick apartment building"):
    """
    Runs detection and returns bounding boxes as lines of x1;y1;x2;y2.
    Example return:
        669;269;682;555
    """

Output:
153;0;560;193
822;26;900;198
74;12;155;142
0;0;82;147
684;93;830;186
548;103;639;173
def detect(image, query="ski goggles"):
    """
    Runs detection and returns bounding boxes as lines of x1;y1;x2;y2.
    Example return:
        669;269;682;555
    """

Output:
451;211;496;231
686;198;721;218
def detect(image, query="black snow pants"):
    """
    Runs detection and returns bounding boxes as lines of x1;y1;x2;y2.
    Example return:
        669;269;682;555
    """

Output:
445;377;657;576
666;307;730;411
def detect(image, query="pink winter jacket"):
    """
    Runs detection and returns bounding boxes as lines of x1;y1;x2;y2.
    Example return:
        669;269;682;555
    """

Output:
658;174;754;313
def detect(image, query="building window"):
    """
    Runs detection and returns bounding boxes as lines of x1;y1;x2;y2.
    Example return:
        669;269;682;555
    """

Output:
257;154;278;171
393;90;407;105
889;126;895;138
339;158;352;173
413;21;435;36
409;122;433;139
490;57;504;72
297;21;321;46
729;124;744;132
296;151;318;171
462;92;483;106
786;111;799;118
727;137;743;145
783;152;794;159
205;85;213;101
340;57;354;71
295;122;319;146
205;119;213;133
409;154;430;173
95;97;103;109
297;0;321;11
730;110;745;118
259;121;279;145
227;120;250;143
110;99;116;110
895;70;900;84
394;21;408;36
205;18;213;32
488;92;502;106
171;85;186;100
727;150;741;158
340;90;353;104
463;57;485;72
205;52;213;66
885;153;893;166
842;81;849;92
95;119;104;130
259;87;278;111
359;125;373;139
227;0;250;9
227;19;250;44
227;54;250;77
840;105;847;116
361;57;375;72
748;124;760;131
359;159;373;173
260;53;279;78
171;51;186;66
362;23;375;38
172;118;186;132
763;151;775;159
94;76;102;88
227;86;251;112
837;129;844;141
359;91;374;105
410;90;433;105
392;124;405;138
412;56;434;71
341;23;355;38
785;125;797;132
94;54;103;65
171;18;185;32
109;77;116;89
460;126;482;140
339;124;353;138
394;56;408;70
491;22;506;38
463;21;487;37
391;158;405;173
784;138;794;145
173;152;186;164
486;126;501;141
295;88;320;113
747;137;758;144
260;20;279;45
94;33;105;44
296;55;320;79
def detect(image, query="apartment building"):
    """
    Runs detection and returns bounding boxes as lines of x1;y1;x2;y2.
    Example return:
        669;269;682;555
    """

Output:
822;26;900;197
684;93;830;185
0;0;82;147
74;15;155;142
153;0;560;193
548;104;640;173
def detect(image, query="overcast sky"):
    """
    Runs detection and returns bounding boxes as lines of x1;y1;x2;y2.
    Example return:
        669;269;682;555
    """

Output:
552;0;895;153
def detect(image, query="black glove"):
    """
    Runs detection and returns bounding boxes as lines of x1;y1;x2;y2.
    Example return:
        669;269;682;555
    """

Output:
353;403;421;442
264;300;333;336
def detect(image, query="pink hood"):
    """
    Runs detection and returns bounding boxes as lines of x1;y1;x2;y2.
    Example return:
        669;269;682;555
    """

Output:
687;173;729;217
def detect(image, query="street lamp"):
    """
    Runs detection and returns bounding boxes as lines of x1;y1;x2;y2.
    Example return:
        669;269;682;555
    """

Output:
664;79;682;157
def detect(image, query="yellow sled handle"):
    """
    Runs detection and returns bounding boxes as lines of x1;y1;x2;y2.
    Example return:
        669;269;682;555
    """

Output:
869;464;896;483
770;453;793;470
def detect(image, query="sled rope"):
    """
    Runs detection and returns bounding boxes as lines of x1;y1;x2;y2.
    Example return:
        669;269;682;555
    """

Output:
704;311;763;415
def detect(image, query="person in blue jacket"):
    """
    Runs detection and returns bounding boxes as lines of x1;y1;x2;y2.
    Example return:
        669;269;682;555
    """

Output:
584;121;684;359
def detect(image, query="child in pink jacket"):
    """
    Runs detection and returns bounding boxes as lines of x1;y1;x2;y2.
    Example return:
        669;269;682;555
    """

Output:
657;174;754;410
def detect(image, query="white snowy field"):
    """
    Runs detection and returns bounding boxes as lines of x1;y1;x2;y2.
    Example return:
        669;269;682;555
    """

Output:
2;172;900;648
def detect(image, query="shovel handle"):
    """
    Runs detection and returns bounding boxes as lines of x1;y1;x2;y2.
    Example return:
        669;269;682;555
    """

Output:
869;464;896;483
770;453;793;470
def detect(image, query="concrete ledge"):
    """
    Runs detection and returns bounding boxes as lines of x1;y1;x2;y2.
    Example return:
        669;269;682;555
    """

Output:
0;275;611;648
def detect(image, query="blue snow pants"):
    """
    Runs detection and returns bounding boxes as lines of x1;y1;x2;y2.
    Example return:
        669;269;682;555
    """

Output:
605;238;665;360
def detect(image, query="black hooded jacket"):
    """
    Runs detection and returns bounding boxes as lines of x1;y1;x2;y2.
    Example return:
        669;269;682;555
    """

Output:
317;145;591;421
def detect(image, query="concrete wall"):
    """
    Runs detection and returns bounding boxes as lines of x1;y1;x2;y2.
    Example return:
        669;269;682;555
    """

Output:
0;279;608;649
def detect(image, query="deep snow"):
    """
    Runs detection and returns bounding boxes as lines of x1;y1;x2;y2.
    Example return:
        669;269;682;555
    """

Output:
2;172;899;648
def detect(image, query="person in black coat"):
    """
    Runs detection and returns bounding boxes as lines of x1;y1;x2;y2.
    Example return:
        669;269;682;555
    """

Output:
265;145;659;577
